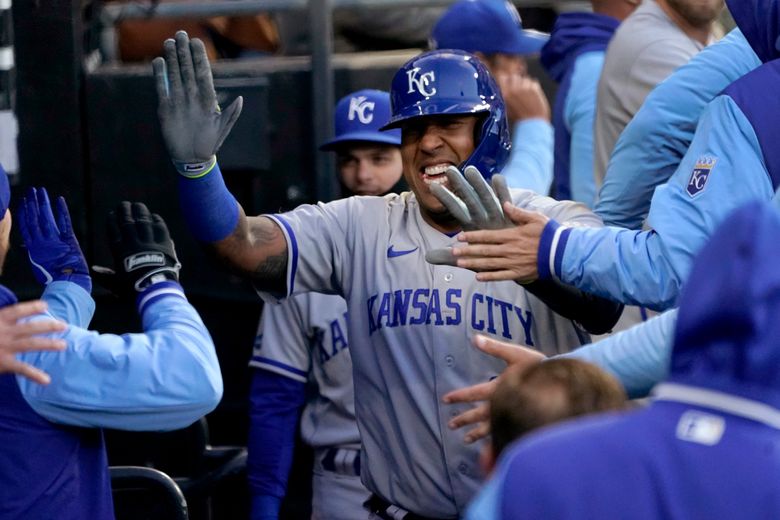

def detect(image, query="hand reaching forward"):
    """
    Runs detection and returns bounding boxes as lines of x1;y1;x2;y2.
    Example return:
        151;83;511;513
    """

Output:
153;30;243;176
442;335;545;443
425;166;548;282
0;301;67;385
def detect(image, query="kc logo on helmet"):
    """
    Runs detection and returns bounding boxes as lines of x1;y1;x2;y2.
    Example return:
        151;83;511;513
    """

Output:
406;67;437;97
686;156;717;197
348;96;375;124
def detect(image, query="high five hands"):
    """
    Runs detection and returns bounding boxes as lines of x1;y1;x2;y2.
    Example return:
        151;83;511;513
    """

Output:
152;31;243;176
425;166;548;283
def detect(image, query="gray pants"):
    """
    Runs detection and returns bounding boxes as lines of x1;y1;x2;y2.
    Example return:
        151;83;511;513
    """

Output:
312;447;372;520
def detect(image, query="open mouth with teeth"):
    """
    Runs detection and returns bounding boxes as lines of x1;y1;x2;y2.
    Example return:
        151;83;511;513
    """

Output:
422;163;453;185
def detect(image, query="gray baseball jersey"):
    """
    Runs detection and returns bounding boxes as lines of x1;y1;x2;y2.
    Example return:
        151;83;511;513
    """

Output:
250;292;360;449
260;190;600;518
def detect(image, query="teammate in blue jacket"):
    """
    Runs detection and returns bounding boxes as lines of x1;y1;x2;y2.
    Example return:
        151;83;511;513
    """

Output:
248;89;402;520
154;35;621;518
539;0;636;206
430;0;554;194
0;181;222;520
492;199;780;519
429;0;780;312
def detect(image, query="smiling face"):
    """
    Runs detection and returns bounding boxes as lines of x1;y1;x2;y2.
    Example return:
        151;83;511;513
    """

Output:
400;114;480;231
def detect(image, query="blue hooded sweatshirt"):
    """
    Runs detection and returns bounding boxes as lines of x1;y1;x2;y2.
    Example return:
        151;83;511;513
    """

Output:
540;12;619;207
496;200;780;519
537;0;780;311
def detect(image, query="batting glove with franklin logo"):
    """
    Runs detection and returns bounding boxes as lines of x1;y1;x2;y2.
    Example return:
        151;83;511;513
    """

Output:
93;202;181;294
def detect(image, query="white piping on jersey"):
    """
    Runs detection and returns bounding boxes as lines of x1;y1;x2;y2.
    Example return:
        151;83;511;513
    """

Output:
548;224;568;281
653;382;780;429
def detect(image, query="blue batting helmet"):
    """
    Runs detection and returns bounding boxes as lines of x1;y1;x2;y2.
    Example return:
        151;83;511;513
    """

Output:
381;49;511;179
320;89;401;151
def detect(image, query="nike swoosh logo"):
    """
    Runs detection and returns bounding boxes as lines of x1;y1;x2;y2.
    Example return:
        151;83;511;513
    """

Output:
387;245;419;258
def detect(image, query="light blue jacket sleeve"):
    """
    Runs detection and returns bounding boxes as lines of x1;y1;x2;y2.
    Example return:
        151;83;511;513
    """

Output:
595;29;761;229
16;281;223;431
41;280;95;328
564;52;604;208
540;95;774;310
562;310;677;398
501;118;554;195
464;471;502;520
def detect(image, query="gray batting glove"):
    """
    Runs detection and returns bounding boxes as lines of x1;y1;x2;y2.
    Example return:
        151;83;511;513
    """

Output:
152;30;243;177
426;166;513;266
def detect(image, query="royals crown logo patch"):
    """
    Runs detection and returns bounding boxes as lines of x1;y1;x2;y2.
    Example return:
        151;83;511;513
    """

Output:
686;156;717;197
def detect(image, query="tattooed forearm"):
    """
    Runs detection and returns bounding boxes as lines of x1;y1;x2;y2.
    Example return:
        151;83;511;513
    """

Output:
252;253;288;292
211;214;290;292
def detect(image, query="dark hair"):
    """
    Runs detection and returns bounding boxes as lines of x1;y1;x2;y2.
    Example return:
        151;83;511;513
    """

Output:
490;358;626;458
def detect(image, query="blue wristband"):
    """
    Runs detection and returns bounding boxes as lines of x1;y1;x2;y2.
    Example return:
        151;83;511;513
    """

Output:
177;161;240;243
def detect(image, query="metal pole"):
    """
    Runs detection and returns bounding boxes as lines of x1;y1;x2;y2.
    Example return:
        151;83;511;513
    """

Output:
310;0;337;202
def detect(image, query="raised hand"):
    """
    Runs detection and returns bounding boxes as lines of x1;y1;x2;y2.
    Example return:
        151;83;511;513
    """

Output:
442;334;545;443
152;30;243;177
93;202;181;294
18;187;91;292
0;300;67;385
495;74;551;124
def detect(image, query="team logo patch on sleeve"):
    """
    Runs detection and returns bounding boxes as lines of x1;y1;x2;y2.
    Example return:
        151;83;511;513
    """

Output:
686;156;717;197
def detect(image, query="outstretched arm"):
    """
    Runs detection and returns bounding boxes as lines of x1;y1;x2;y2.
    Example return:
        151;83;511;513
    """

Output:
153;31;288;293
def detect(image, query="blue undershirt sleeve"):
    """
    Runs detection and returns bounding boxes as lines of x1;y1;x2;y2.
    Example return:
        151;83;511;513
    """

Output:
248;368;307;520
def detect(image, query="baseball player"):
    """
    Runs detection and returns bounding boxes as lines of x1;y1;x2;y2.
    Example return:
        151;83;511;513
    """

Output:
430;0;553;195
154;36;622;518
248;89;402;520
428;0;780;313
0;182;222;518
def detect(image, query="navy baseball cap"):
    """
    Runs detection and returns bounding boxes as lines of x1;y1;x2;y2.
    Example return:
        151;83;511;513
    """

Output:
320;89;401;151
0;163;9;216
430;0;549;56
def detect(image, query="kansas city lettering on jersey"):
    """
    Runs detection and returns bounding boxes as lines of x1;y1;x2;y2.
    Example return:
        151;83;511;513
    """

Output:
313;311;350;364
366;289;535;346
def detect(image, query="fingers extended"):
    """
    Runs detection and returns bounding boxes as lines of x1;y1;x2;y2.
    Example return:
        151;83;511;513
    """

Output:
448;403;490;430
430;183;471;224
446;166;488;224
55;196;74;239
190;37;218;112
0;300;48;323
442;380;495;404
174;31;198;102
10;319;67;339
463;166;503;225
163;37;184;105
